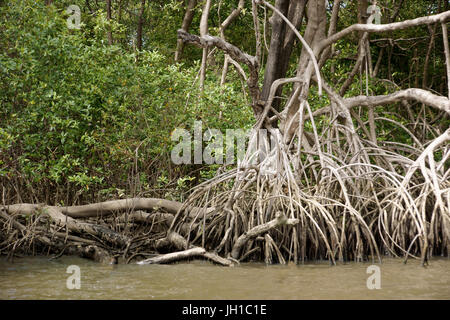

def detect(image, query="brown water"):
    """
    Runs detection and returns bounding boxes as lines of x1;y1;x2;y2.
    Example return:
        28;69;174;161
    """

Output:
0;256;449;299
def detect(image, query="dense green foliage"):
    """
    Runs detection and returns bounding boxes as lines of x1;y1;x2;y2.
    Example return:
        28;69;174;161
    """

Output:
0;0;251;204
1;0;448;205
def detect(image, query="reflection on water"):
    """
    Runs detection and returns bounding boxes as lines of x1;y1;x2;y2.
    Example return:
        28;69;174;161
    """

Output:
0;256;449;299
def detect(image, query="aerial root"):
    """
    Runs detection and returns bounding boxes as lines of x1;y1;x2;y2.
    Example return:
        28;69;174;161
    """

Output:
168;125;449;265
1;126;448;266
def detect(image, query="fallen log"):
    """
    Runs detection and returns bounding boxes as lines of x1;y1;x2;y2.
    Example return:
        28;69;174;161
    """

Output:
44;206;131;247
1;208;116;263
125;210;155;223
48;231;97;245
2;198;215;219
2;205;130;247
156;231;190;250
60;198;184;218
2;203;43;216
117;211;196;236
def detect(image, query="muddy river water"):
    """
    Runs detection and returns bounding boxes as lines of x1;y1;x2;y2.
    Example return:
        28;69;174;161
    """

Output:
0;256;449;299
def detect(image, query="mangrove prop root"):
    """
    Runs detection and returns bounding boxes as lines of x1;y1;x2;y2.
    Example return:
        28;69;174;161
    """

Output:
231;212;299;259
2;122;450;268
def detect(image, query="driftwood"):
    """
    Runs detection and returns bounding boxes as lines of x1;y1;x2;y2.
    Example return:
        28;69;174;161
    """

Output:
3;205;130;247
0;200;233;266
151;231;234;267
231;212;299;259
2;198;213;218
136;247;206;265
136;246;234;267
1;207;118;264
0;198;215;261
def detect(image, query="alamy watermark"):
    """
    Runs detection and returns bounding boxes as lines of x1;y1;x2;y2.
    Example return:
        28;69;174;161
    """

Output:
367;4;382;25
171;121;282;167
66;265;81;289
366;265;381;290
66;5;81;30
338;1;382;25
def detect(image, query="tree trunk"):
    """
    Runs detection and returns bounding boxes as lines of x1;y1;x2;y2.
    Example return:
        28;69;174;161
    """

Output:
136;0;146;51
260;0;290;108
175;0;198;62
106;0;113;45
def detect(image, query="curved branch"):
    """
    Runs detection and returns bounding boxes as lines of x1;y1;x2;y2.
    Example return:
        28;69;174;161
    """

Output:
228;56;248;81
177;30;258;68
319;10;450;52
402;128;450;185
309;88;450;117
256;76;303;129
345;89;450;114
220;0;245;33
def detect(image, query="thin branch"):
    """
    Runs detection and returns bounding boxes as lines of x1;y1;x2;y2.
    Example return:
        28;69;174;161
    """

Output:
220;0;245;32
199;0;212;91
